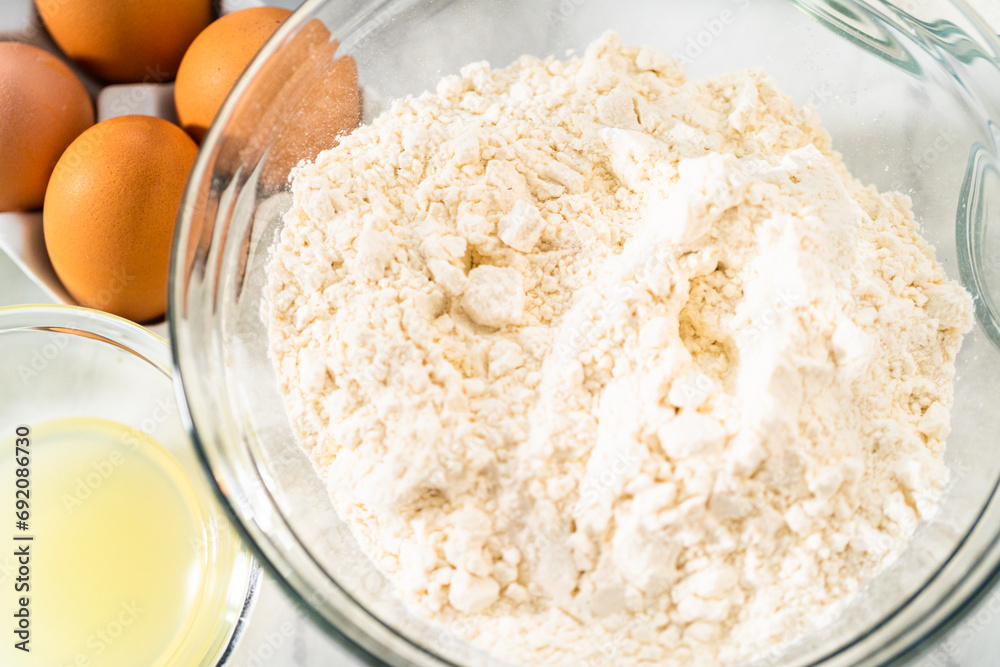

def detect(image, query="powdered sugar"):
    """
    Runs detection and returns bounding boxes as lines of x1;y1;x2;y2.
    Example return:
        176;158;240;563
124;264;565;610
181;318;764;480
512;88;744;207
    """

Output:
266;32;973;666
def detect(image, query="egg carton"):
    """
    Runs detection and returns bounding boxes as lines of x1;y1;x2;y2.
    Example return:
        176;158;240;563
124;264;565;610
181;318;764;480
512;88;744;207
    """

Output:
0;0;304;337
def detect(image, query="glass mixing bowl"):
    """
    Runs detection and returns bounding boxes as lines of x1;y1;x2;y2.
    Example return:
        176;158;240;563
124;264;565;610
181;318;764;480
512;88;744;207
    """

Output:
169;0;1000;665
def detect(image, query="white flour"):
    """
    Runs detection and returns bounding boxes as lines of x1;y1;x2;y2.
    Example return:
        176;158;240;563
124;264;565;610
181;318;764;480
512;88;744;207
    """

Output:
266;32;973;666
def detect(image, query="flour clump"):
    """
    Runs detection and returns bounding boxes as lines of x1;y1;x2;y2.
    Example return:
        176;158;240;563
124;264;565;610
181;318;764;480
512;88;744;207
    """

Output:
266;32;973;666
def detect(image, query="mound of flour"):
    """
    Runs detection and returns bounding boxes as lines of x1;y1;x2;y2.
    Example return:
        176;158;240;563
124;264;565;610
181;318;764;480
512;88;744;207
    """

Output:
266;32;973;666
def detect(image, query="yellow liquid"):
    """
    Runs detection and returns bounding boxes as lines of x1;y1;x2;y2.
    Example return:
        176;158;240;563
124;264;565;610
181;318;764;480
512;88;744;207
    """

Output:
0;417;209;666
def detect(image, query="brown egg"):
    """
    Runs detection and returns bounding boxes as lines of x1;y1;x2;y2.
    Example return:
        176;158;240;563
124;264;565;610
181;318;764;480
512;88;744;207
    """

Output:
0;42;94;211
43;115;198;323
35;0;212;83
175;7;293;143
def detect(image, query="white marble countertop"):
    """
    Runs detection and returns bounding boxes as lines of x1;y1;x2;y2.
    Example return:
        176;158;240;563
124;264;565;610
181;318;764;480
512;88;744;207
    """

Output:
2;1;1000;665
